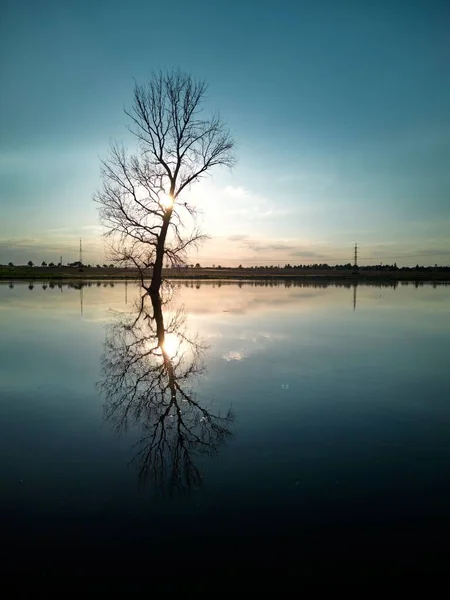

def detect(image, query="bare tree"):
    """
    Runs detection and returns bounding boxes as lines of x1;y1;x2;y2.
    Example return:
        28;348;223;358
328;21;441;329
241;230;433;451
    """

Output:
94;70;236;294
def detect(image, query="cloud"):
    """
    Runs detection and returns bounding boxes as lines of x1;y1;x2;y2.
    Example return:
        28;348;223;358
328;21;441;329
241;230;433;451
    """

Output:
258;209;291;218
220;184;293;221
203;234;353;265
291;249;335;259
224;186;250;199
80;225;104;232
224;206;292;220
227;234;249;242
46;225;103;237
0;236;105;264
244;240;296;252
0;237;41;248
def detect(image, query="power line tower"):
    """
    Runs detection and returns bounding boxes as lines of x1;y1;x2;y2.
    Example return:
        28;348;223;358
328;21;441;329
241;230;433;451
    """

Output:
353;242;358;268
352;242;359;276
79;238;83;265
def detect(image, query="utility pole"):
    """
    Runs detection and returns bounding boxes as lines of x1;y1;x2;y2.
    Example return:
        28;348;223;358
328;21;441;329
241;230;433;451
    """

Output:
79;239;83;265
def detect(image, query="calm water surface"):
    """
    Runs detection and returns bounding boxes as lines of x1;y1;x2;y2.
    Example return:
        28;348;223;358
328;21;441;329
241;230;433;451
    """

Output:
1;280;449;572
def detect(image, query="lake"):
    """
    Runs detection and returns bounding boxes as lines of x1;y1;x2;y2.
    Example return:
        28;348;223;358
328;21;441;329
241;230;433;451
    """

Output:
1;279;450;574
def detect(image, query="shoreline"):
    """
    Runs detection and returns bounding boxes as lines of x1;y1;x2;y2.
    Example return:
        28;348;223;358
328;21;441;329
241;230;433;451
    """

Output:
1;266;450;284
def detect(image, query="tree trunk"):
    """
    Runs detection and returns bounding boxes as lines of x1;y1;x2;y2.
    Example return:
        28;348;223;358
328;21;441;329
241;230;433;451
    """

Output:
150;212;171;294
150;291;177;398
150;291;164;346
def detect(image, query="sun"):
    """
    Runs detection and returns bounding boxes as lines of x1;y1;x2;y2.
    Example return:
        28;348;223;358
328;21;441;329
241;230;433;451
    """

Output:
160;193;174;210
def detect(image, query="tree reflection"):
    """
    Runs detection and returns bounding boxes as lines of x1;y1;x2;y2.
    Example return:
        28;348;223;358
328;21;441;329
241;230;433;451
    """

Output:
99;291;234;494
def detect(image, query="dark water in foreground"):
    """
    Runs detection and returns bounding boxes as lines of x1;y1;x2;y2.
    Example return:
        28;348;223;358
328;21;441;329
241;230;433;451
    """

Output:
1;280;450;573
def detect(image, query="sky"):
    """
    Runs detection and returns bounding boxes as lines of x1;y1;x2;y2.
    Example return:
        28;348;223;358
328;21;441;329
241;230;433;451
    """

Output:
1;0;449;267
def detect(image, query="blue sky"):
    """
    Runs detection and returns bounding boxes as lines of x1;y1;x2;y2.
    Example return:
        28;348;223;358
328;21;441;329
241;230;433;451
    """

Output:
1;0;449;266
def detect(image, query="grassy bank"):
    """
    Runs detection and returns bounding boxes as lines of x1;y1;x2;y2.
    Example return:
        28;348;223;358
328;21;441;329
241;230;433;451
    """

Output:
1;265;450;282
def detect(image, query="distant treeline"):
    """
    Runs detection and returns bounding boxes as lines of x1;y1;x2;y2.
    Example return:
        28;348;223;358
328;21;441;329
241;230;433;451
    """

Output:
224;263;450;272
280;263;450;272
2;261;113;268
2;261;450;271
